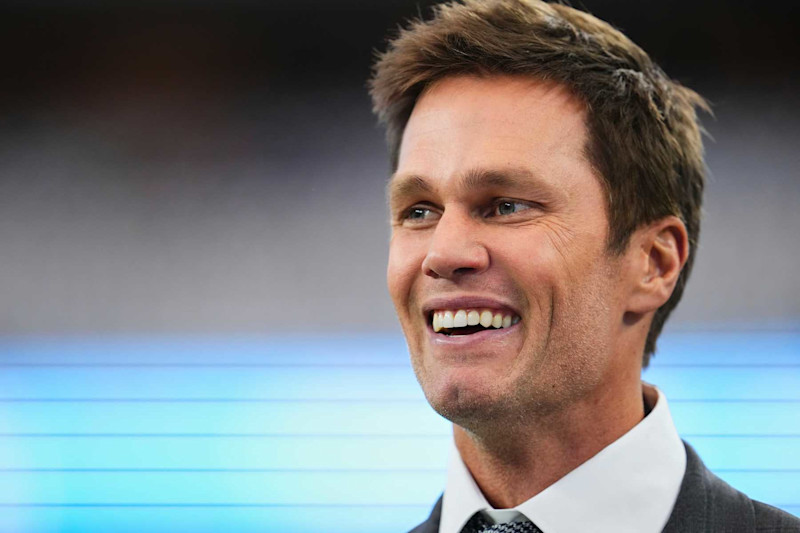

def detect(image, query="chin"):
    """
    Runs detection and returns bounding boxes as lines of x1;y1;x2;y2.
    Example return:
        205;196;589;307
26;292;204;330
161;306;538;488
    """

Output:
418;367;509;427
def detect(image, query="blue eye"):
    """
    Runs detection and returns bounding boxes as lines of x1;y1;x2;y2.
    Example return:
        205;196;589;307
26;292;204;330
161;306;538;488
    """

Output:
493;200;530;216
407;207;431;220
401;206;439;225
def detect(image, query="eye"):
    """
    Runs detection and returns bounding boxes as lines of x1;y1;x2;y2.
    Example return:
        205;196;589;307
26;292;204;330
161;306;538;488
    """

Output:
399;204;440;226
407;207;432;220
490;200;532;217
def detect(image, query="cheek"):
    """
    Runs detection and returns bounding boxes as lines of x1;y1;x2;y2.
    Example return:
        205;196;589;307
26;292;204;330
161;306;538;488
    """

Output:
386;235;422;312
498;232;566;292
549;259;622;357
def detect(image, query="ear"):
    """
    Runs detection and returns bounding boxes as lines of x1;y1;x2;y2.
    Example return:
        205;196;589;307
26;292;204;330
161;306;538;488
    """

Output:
625;216;690;315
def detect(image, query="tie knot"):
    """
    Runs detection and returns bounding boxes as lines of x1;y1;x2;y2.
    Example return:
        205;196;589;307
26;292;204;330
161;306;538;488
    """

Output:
461;512;543;533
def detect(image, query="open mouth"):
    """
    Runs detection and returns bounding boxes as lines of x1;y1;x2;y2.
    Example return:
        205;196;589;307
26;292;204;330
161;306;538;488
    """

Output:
431;309;520;336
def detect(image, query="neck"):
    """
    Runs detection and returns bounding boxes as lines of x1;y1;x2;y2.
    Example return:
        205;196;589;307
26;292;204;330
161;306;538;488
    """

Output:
454;378;646;508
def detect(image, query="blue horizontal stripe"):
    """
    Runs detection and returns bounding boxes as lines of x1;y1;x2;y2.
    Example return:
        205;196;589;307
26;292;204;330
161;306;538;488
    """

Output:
0;471;448;505
0;468;448;473
1;331;797;365
0;467;796;473
1;401;794;435
0;435;451;470
0;335;413;366
0;363;411;368
0;367;427;401
0;503;789;509
0;433;451;438
1;433;798;438
0;506;432;533
0;397;798;403
0;503;433;508
1;432;799;438
670;403;800;434
0;363;797;368
7;396;452;435
0;366;796;400
685;437;800;470
0;470;794;505
0;398;429;403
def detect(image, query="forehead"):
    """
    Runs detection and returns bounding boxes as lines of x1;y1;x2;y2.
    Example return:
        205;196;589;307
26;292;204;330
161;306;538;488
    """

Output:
392;74;594;196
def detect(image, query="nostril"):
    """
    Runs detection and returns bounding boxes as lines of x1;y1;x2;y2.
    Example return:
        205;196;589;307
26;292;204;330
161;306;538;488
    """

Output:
423;266;441;279
420;237;490;279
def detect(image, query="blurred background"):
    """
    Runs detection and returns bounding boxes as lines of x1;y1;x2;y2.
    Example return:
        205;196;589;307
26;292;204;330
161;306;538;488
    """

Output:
0;0;797;531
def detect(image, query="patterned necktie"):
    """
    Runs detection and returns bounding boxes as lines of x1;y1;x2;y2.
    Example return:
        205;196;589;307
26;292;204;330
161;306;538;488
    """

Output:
460;512;544;533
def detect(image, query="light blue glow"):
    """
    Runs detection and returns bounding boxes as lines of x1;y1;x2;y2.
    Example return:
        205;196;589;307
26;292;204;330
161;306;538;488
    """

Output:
0;506;434;533
0;436;450;470
0;331;797;532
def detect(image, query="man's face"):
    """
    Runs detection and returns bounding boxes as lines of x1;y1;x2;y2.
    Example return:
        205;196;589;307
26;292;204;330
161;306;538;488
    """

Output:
387;75;635;427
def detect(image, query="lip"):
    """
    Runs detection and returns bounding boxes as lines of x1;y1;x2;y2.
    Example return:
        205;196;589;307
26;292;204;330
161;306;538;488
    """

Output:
421;294;523;350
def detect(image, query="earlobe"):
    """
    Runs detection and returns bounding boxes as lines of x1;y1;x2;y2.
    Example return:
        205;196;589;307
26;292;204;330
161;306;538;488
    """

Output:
627;216;689;314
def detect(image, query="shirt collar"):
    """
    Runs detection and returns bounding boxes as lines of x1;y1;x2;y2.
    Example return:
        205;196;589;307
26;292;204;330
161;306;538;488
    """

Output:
439;384;686;533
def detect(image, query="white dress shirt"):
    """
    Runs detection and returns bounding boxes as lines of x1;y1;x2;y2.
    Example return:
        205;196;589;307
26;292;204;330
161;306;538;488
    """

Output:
439;383;686;533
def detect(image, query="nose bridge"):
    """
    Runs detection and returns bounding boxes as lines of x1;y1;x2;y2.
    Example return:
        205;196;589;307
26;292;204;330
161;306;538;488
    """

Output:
422;207;489;279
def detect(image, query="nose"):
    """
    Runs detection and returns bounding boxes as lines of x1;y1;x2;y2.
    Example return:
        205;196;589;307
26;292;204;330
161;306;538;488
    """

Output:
421;210;490;279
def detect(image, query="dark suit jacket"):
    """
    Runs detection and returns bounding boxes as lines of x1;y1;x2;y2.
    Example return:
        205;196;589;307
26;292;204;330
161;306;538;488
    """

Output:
409;442;800;532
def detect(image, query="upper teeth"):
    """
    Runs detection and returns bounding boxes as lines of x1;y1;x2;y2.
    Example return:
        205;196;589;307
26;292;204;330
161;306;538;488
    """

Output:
432;309;520;332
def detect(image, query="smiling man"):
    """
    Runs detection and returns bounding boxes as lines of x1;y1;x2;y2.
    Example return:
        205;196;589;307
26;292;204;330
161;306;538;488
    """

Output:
369;1;799;533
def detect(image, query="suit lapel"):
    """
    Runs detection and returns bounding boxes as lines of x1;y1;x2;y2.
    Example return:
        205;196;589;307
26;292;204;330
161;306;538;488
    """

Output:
661;442;709;533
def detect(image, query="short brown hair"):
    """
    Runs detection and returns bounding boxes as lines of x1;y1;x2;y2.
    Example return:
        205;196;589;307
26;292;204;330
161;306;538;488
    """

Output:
369;0;708;366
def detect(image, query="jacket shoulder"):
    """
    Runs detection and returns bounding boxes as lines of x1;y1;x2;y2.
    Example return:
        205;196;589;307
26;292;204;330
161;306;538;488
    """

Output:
752;500;800;532
408;495;443;533
663;441;800;532
700;446;800;532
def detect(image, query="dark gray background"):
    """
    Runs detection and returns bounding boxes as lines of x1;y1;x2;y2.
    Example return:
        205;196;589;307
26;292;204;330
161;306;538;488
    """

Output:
1;0;797;335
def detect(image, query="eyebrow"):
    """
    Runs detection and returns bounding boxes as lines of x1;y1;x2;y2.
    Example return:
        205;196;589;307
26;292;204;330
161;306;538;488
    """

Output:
461;167;535;190
388;166;545;204
386;173;433;205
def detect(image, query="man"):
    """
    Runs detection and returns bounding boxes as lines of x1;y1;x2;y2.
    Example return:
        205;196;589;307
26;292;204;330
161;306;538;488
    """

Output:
368;1;800;532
